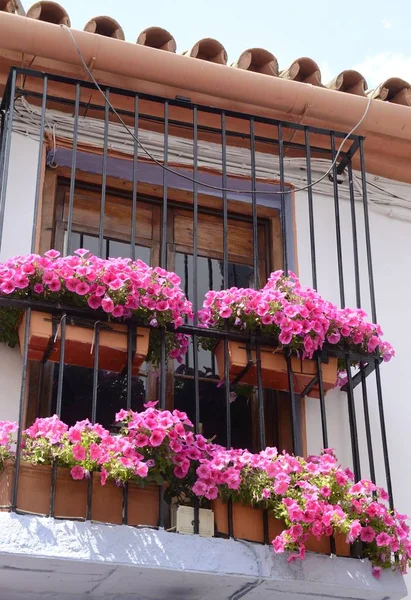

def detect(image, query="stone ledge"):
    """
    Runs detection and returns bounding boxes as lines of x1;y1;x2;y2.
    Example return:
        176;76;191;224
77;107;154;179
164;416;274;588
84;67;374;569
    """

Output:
0;512;406;600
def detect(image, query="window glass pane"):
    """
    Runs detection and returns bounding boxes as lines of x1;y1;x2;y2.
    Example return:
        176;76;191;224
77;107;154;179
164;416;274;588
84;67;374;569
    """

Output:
173;252;256;449
66;232;151;264
50;365;147;430
109;240;151;264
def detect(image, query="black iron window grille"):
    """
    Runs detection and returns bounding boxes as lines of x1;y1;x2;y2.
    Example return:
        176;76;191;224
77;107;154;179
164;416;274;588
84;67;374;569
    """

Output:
0;67;393;546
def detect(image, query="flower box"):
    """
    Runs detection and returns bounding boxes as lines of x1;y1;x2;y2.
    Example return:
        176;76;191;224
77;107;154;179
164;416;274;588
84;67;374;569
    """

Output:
0;461;161;525
211;498;349;556
18;311;150;374
214;341;338;397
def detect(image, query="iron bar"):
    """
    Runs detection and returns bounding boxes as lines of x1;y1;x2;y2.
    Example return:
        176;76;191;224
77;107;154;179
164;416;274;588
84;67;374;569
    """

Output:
250;118;259;288
11;308;31;511
50;314;67;517
344;354;361;481
0;68;16;253
304;127;317;290
330;132;345;307
66;82;80;251
98;88;110;258
359;138;394;506
130;95;139;261
278;123;288;272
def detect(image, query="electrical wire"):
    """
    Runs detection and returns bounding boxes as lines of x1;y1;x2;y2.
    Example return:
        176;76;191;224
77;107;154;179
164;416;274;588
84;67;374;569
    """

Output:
62;24;374;196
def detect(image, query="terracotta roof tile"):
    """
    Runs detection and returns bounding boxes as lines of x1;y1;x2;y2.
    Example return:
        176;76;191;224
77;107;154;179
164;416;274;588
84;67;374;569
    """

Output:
6;0;411;105
84;16;124;40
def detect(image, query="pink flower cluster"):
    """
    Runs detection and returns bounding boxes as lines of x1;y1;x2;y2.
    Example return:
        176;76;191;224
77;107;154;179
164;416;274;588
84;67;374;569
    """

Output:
192;445;411;576
116;402;208;482
0;249;193;364
199;270;394;371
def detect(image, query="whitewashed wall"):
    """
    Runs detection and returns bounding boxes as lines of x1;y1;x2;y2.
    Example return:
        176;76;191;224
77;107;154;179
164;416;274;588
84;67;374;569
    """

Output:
0;132;40;423
295;188;411;595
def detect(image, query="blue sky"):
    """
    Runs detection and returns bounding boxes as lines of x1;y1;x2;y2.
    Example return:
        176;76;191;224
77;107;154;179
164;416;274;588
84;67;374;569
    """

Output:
21;0;411;89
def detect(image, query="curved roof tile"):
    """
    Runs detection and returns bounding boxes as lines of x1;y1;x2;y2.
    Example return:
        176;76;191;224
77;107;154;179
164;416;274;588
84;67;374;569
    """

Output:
183;38;227;65
370;77;411;106
232;48;278;76
84;16;124;40
281;57;323;86
326;70;367;96
0;0;18;13
137;27;176;52
27;1;69;26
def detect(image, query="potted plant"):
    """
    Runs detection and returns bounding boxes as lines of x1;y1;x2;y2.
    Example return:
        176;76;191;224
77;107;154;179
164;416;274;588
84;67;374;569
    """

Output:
0;249;192;371
0;402;205;525
191;443;411;576
198;271;394;395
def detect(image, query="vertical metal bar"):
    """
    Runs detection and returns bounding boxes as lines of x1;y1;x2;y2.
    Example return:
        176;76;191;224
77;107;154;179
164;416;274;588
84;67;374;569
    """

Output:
98;88;110;258
11;308;31;511
348;156;376;482
256;342;269;545
330;133;345;307
256;344;265;450
130;95;139;260
344;354;361;481
158;101;169;531
285;352;302;455
87;323;99;521
31;75;48;252
360;362;376;484
359;138;393;506
123;324;135;526
278;124;288;273
0;69;16;253
304;128;317;289
66;83;80;252
221;111;232;536
50;314;66;517
347;160;361;308
160;101;168;269
192;107;200;534
250;118;259;288
221;112;228;286
316;355;329;449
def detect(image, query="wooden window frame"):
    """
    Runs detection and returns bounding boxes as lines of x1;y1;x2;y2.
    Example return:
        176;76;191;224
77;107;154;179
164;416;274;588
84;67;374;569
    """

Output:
29;165;306;455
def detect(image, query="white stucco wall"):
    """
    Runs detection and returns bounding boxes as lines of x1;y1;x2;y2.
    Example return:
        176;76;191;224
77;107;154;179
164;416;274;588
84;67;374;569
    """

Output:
294;188;411;594
0;132;40;423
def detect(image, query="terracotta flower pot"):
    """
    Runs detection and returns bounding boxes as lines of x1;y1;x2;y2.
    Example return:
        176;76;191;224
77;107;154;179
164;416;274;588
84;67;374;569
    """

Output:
211;498;350;556
214;341;337;397
18;311;150;374
0;462;162;526
212;498;282;543
90;476;160;527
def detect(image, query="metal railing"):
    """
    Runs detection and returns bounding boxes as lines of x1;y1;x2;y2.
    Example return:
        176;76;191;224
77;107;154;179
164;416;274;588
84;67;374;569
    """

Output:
0;67;393;549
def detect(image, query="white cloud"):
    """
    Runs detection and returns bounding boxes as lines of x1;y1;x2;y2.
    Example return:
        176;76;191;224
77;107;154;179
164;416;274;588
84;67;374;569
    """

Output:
381;19;393;29
353;52;411;88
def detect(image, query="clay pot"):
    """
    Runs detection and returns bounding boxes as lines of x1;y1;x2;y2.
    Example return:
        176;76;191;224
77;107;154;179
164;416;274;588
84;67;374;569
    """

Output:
214;341;337;397
0;461;161;526
212;498;282;543
18;311;149;374
211;498;350;556
90;476;160;527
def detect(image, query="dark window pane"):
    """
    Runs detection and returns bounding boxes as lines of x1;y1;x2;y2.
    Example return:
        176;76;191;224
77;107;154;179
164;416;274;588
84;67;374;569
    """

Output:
109;240;151;264
50;364;146;430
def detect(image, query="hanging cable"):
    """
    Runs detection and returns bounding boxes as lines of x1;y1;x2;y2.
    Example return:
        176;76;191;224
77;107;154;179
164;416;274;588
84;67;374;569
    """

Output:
61;24;374;196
